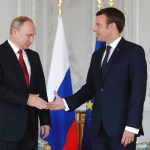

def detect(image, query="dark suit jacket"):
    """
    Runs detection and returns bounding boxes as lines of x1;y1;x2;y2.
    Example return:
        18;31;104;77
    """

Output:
0;41;51;142
65;38;147;137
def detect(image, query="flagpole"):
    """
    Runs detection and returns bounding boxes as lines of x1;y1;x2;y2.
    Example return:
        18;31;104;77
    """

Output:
58;0;63;16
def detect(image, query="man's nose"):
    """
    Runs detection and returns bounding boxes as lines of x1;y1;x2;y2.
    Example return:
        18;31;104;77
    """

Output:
93;25;97;32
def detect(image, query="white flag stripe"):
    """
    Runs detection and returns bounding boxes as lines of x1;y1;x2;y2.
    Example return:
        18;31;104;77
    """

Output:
47;16;69;102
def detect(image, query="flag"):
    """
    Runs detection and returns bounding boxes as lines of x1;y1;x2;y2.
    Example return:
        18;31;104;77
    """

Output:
45;16;78;150
95;38;105;51
81;39;105;150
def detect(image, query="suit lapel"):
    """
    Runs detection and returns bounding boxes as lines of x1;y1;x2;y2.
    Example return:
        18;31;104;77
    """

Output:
102;38;126;81
25;50;34;89
98;47;105;68
96;47;105;80
4;41;28;88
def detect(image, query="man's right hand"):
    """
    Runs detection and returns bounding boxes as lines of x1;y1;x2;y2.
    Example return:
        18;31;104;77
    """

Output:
27;94;47;109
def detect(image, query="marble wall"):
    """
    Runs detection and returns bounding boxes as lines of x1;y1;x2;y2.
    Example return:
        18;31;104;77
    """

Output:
0;0;149;142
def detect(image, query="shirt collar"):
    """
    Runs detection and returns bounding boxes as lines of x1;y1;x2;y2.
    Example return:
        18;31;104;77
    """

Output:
8;39;25;54
108;36;122;49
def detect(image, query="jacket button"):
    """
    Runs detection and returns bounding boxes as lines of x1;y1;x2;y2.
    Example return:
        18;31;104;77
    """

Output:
101;88;103;91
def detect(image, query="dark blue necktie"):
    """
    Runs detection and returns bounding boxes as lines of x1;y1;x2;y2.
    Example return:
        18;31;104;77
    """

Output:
101;45;111;78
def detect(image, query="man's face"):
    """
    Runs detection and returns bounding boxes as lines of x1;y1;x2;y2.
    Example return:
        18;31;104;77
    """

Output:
93;14;112;43
15;21;36;50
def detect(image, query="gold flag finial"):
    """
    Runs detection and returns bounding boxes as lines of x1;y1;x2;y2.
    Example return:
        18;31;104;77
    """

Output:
109;0;114;7
58;0;63;16
97;0;103;11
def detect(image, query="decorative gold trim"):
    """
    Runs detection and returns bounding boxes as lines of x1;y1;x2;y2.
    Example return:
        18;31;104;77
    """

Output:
109;0;114;7
97;0;103;11
58;0;62;16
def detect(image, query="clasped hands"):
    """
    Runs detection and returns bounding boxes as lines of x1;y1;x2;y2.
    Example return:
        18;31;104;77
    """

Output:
27;91;65;110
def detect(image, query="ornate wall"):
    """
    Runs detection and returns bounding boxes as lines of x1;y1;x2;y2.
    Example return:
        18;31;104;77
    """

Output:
0;0;149;142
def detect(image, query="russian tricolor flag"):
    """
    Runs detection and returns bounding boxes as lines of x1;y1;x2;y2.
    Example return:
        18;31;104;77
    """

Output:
46;16;78;150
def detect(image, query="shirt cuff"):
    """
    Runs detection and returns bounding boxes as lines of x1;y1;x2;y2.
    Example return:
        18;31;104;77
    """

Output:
62;98;69;111
125;126;139;134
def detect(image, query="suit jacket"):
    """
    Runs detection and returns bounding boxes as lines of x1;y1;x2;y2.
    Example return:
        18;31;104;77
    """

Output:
0;41;51;142
66;38;147;137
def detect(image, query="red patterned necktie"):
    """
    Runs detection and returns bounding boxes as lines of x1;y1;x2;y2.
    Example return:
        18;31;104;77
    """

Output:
18;50;29;87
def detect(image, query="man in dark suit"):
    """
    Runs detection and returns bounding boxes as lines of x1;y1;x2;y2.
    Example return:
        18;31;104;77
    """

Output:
0;16;51;150
47;7;147;150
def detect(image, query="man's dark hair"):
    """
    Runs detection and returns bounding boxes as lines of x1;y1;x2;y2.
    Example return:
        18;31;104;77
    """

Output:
96;7;125;33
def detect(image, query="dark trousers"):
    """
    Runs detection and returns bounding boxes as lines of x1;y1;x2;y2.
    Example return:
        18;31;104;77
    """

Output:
0;120;37;150
0;136;37;150
92;123;136;150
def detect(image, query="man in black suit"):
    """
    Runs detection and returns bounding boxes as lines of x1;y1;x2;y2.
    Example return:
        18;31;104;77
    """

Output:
47;7;147;150
0;16;51;150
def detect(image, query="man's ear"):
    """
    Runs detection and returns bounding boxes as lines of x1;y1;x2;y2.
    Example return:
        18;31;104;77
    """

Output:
12;28;19;36
110;22;117;31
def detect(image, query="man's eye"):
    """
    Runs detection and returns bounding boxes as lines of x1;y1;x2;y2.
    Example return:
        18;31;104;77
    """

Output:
26;35;31;37
26;34;34;38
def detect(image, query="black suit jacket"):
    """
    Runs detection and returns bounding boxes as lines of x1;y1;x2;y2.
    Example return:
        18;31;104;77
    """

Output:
66;38;147;137
0;41;51;141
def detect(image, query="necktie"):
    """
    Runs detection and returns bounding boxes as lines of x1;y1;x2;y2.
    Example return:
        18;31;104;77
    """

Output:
101;45;111;78
18;50;29;87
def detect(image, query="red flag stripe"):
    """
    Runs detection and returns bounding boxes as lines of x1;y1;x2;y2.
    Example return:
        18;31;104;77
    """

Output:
63;120;78;150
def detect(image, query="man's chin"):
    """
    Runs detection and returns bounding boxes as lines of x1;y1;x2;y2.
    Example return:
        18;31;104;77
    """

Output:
97;38;104;42
25;46;30;49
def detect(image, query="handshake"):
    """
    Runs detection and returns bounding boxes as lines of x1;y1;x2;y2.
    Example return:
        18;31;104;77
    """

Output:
27;91;65;110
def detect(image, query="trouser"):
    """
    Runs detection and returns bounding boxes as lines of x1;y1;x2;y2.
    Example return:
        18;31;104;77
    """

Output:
0;119;37;150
